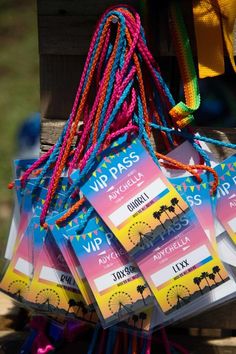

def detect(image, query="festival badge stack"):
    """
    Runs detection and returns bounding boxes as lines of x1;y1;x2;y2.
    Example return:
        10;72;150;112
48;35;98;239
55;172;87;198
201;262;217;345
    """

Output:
1;5;236;341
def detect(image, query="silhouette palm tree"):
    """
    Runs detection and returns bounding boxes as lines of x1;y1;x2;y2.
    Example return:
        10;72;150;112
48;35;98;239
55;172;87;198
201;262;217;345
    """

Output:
76;300;84;316
13;290;23;301
153;211;166;230
139;312;147;330
171;197;185;213
67;298;76;314
201;272;211;290
209;273;218;286
193;277;203;294
137;285;147;305
132;314;139;328
168;205;180;219
159;205;172;222
212;266;224;282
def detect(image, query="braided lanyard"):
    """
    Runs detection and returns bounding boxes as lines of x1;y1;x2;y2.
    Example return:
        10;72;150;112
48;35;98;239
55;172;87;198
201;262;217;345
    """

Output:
16;5;236;227
48;7;218;224
55;14;220;228
18;4;200;192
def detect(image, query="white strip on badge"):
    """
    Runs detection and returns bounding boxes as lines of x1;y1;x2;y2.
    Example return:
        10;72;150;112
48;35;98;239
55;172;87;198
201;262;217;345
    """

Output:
94;262;138;292
108;178;167;227
39;265;78;289
15;257;33;277
151;245;211;287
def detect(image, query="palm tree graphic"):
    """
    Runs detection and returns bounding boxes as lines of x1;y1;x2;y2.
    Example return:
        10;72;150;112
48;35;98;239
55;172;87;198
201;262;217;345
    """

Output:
153;211;166;230
137;285;147;305
171;197;185;213
139;312;147;330
132;314;139;328
201;272;211;290
212;266;224;282
168;205;180;219
160;205;172;222
209;273;218;286
67;299;76;314
193;277;203;294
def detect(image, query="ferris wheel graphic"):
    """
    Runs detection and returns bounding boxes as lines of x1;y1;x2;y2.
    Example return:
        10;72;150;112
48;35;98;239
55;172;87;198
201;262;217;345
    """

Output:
8;280;29;300
108;291;133;318
166;285;191;309
128;221;154;249
35;288;60;311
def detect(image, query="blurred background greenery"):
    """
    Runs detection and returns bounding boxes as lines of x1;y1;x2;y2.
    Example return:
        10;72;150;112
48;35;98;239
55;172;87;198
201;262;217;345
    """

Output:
0;0;39;250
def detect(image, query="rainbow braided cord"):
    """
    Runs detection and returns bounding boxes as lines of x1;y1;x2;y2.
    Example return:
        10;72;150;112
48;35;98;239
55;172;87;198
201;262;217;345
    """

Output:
169;1;200;128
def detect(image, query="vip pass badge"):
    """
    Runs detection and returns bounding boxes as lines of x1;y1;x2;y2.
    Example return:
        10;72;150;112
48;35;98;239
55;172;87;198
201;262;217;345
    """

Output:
81;136;231;314
67;215;154;328
80;136;190;257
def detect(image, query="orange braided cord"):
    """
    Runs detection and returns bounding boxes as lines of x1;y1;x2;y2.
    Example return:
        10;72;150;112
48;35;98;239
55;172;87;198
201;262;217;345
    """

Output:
56;197;86;225
93;24;121;144
48;18;114;209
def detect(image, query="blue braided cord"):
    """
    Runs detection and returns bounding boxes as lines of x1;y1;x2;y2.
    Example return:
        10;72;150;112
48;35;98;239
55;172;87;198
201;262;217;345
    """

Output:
136;95;160;167
153;67;213;163
96;13;127;135
33;119;71;188
65;79;134;200
140;25;147;44
79;80;134;179
185;134;211;166
87;21;125;149
120;37;127;69
153;89;175;146
105;43;113;63
87;324;100;354
34;11;124;189
74;206;94;233
153;68;175;107
82;14;111;92
151;69;213;164
150;123;236;150
32;14;111;186
82;10;126;92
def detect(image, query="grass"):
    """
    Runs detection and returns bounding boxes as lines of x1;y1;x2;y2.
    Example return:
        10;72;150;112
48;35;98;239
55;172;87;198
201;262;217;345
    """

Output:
0;0;39;252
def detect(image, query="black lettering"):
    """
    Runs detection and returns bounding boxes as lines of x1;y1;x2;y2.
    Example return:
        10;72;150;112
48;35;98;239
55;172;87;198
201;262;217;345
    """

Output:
112;273;117;282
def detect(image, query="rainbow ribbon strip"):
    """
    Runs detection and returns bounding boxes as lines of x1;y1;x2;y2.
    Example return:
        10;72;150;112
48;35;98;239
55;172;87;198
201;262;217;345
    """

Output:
169;1;200;128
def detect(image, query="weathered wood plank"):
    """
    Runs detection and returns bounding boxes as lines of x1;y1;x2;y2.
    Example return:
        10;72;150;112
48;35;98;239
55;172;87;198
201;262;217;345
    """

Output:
170;335;236;354
196;127;236;159
38;16;96;56
37;0;136;16
178;300;236;330
37;14;174;56
38;15;172;57
40;55;86;119
41;121;236;157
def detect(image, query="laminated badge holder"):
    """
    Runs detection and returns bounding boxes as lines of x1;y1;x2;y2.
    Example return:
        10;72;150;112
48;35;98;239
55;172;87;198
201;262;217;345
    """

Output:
4;3;236;354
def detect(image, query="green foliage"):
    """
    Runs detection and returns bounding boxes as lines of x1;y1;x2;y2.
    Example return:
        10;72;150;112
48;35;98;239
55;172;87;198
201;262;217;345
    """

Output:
0;0;39;254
